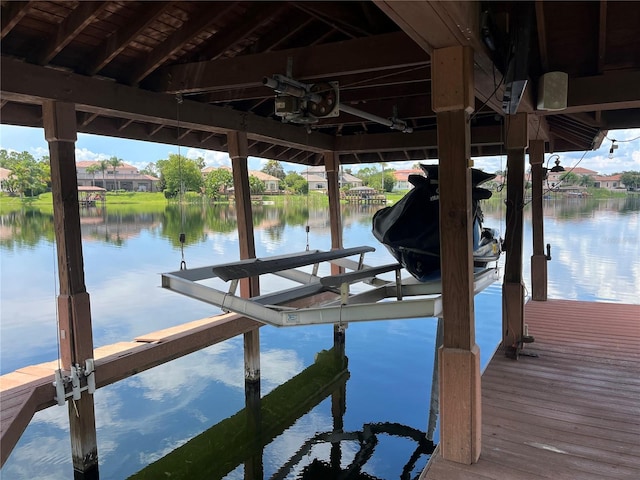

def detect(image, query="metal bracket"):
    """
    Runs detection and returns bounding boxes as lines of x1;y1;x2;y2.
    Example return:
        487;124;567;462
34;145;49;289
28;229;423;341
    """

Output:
53;358;96;406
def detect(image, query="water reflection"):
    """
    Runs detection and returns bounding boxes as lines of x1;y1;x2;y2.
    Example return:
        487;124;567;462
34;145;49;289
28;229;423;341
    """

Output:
129;346;434;480
0;203;337;248
1;197;638;479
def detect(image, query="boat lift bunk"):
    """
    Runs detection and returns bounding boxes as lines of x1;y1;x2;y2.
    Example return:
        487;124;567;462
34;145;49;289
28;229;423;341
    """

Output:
161;246;499;327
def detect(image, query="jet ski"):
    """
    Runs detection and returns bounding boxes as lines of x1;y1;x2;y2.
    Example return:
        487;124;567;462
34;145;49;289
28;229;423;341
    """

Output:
372;164;502;282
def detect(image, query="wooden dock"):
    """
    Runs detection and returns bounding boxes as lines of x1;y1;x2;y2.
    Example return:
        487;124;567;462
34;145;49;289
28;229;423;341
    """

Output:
421;299;640;479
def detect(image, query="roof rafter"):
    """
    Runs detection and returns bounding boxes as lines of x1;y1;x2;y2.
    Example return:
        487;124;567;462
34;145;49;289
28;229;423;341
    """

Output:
83;2;174;76
198;2;288;61
1;1;32;40
127;2;238;85
145;31;429;94
32;1;110;65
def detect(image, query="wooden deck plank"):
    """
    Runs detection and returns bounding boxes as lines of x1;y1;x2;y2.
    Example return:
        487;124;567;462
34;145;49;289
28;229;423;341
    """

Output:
422;299;640;480
94;341;147;357
0;386;36;466
135;313;238;343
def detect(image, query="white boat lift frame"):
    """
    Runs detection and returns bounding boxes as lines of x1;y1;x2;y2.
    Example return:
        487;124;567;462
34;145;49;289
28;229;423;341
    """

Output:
161;246;500;327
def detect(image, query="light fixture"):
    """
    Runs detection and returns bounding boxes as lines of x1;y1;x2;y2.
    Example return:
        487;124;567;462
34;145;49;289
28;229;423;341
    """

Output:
609;140;618;159
549;156;565;173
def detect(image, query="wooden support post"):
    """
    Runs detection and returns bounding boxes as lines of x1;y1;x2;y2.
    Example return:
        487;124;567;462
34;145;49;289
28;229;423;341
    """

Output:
324;151;347;347
432;45;481;464
228;131;260;385
43;101;98;478
529;139;548;301
502;113;528;358
324;151;344;256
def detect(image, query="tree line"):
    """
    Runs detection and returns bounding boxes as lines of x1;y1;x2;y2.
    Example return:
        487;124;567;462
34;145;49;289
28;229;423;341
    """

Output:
7;148;634;200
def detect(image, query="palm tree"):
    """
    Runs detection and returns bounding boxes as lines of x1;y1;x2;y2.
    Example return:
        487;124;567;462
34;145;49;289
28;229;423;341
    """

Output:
86;164;99;186
98;159;109;189
108;156;123;192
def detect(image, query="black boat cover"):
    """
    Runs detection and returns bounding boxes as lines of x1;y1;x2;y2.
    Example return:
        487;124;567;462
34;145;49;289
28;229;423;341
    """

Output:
372;164;496;281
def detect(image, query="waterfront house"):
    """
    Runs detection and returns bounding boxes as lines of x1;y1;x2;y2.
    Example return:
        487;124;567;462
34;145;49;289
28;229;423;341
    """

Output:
593;174;623;190
202;166;280;193
393;168;425;191
546;166;598;188
76;161;160;192
302;165;363;192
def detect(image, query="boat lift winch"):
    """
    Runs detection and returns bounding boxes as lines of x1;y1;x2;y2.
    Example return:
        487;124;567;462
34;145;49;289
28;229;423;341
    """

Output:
161;246;499;327
263;74;413;133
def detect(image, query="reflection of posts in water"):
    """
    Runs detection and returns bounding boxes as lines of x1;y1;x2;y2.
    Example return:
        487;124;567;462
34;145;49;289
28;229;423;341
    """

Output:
245;378;263;480
330;346;347;474
129;348;348;479
427;317;443;442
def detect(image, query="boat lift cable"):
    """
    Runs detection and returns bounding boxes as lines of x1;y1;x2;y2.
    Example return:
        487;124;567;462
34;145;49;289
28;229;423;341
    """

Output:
176;93;187;270
51;237;61;372
305;128;311;251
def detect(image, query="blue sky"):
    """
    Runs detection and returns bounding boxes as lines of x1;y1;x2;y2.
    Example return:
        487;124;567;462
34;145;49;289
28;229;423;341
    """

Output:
1;124;638;175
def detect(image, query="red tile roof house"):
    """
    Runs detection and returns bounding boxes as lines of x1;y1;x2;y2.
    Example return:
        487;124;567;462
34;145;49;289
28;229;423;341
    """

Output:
546;166;598;188
76;161;160;192
392;169;425;191
593;174;623;189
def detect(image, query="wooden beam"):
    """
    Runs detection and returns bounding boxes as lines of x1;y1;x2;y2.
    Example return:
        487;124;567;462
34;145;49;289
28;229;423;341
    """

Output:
0;57;335;153
534;71;640;115
535;1;550;73
198;3;288;61
432;45;481;465
33;2;109;66
502;112;528;358
336;130;436;153
598;1;608;74
127;2;238;85
82;2;172;76
293;3;362;38
375;1;545;136
146;31;429;94
43;101;98;477
254;9;313;52
0;1;31;40
375;1;502;114
529;139;548;301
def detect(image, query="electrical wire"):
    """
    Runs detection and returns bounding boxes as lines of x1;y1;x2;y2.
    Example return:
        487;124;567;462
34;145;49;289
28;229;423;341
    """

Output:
52;239;61;371
605;133;640;143
176;94;187;270
470;71;505;122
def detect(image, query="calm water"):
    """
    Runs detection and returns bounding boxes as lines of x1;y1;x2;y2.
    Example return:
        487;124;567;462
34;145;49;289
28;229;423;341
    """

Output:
1;197;638;479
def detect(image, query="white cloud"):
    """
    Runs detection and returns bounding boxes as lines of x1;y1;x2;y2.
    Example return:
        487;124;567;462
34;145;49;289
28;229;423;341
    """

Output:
125;341;304;402
75;147;110;162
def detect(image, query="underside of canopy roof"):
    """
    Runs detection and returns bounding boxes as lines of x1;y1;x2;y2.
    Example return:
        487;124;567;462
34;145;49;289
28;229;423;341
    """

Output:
1;1;639;166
